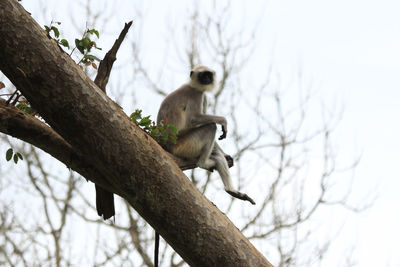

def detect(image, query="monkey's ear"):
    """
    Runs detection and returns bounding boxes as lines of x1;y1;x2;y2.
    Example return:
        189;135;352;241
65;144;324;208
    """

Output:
190;70;194;77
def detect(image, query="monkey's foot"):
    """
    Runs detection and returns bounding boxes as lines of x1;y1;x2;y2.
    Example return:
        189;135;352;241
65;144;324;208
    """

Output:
226;190;256;205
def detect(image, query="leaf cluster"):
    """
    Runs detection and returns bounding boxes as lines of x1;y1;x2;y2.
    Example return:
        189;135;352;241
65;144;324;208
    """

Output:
5;148;23;164
130;109;178;146
75;28;102;68
44;21;70;49
43;22;101;70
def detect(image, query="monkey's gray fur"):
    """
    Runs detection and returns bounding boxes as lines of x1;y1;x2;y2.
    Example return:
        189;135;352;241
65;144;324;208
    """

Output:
157;65;255;204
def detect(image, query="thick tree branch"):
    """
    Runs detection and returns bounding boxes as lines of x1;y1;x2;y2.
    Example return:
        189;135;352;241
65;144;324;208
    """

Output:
0;1;271;266
0;98;117;193
0;99;230;174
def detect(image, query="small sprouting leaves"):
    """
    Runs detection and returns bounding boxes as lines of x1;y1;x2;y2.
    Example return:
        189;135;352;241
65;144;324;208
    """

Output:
75;28;102;68
5;148;23;164
75;29;102;55
43;21;101;71
44;21;70;50
44;22;60;38
130;109;179;146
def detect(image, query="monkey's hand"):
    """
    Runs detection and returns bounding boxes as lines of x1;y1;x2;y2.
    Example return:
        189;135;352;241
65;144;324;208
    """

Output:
226;190;256;205
218;125;227;140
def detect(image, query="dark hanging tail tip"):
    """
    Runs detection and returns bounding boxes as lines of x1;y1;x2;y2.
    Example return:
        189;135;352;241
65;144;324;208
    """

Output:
95;184;115;220
226;190;256;205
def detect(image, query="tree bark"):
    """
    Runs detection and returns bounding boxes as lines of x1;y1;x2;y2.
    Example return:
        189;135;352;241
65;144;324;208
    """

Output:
0;1;272;266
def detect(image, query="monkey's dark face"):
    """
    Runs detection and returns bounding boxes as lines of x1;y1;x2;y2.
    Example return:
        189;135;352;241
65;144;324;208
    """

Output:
197;71;214;85
189;65;216;92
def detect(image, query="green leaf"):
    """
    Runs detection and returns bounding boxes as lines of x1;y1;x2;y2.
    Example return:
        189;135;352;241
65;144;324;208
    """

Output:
6;148;13;161
56;21;61;25
129;109;178;146
44;25;50;33
130;110;143;123
81;37;91;49
60;39;70;49
75;39;85;54
139;117;152;127
51;26;60;38
89;29;100;38
16;153;23;160
13;154;18;164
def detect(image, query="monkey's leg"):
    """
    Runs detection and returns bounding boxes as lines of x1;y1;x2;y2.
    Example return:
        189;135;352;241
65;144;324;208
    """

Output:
210;145;256;205
171;123;217;169
196;123;217;169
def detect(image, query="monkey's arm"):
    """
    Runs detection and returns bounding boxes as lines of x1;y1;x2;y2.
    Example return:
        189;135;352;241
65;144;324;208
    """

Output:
200;96;228;139
190;114;226;125
190;114;227;139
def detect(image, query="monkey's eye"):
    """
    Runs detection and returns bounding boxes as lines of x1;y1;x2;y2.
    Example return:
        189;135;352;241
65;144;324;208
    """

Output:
190;71;194;77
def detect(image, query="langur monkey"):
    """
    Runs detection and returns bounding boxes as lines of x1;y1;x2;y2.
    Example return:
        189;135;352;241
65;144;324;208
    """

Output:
157;65;255;204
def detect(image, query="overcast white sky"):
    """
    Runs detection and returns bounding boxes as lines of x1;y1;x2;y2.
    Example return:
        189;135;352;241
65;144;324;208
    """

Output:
14;0;400;266
265;1;400;266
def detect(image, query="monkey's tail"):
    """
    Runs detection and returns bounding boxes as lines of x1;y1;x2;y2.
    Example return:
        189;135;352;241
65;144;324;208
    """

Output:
155;231;160;267
95;184;115;220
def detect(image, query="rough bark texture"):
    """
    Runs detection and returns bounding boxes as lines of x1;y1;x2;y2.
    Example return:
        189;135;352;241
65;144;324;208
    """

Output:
0;1;272;266
0;99;230;185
